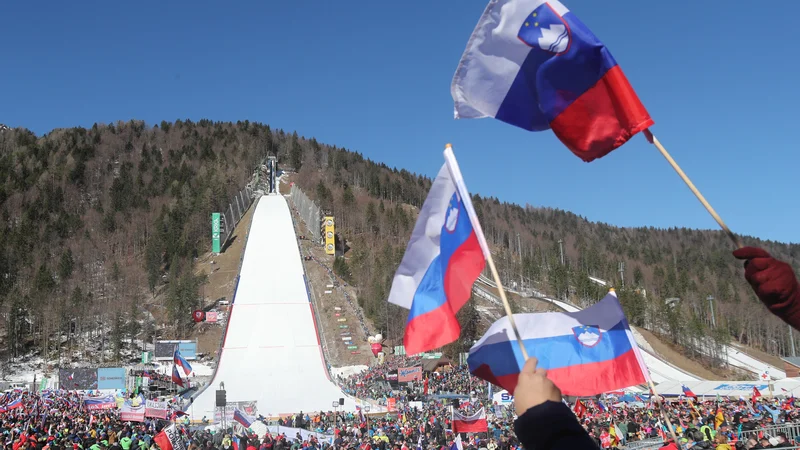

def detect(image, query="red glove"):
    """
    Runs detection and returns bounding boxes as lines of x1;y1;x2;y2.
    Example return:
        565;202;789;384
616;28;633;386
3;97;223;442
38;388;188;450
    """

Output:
733;246;800;329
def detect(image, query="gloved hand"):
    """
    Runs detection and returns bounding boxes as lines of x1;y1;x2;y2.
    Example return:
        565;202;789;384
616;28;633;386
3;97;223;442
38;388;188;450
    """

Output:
733;247;800;329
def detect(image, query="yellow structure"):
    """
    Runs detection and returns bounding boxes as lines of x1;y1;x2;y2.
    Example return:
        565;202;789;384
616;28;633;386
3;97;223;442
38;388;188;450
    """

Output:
323;216;335;255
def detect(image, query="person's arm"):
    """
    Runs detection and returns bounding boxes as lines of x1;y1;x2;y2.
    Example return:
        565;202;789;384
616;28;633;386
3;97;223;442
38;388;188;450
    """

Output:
514;401;598;450
512;357;598;450
733;247;800;329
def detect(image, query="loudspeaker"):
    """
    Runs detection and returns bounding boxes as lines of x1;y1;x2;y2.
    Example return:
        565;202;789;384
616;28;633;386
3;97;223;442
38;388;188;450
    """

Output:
216;390;227;407
339;398;344;406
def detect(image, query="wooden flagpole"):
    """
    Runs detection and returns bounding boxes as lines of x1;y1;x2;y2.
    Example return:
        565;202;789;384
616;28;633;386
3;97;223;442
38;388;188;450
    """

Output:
444;144;529;360
644;129;743;249
647;379;684;449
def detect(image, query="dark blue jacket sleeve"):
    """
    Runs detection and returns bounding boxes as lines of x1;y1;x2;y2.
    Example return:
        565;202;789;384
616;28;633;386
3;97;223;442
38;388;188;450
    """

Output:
514;401;599;450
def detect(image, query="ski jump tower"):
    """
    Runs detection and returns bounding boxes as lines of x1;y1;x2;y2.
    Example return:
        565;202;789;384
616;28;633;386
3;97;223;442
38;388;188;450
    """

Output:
267;156;278;194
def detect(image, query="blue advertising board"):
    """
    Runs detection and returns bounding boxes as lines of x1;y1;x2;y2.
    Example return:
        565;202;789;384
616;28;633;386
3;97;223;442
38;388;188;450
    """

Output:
178;342;196;359
154;340;197;360
97;368;126;390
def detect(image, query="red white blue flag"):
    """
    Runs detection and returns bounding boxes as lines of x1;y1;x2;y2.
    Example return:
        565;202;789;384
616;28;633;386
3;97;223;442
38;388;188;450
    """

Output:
451;0;653;162
468;291;649;395
388;146;488;355
173;348;193;376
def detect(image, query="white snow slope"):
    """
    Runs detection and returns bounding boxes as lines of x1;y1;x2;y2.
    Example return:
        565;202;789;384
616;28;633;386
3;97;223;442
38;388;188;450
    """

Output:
188;195;357;420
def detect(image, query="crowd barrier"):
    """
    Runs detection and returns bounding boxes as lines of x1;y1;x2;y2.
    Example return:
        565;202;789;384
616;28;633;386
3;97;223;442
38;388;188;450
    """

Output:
622;438;662;450
221;186;254;247
289;184;321;243
741;423;800;441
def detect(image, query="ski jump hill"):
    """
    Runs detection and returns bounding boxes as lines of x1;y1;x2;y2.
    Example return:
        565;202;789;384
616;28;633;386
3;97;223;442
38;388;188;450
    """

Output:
188;194;361;421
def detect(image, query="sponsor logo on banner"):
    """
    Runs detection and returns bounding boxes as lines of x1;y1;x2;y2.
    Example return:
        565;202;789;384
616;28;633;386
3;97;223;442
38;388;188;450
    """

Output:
341;337;350;341
345;341;353;345
337;318;346;322
398;366;423;382
205;311;218;323
335;313;341;317
351;351;361;354
334;306;340;310
387;398;397;412
347;346;358;350
712;383;768;391
492;390;514;404
339;325;348;329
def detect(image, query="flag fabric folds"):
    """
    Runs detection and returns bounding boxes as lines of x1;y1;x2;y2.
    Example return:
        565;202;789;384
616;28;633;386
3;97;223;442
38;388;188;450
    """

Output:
174;348;193;376
171;365;184;387
467;291;648;395
388;146;488;355
233;408;255;428
451;0;653;162
154;424;186;450
681;385;697;398
452;408;489;433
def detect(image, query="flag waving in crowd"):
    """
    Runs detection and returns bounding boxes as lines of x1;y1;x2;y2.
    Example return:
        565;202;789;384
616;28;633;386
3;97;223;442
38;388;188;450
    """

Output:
388;145;489;355
174;348;193;376
466;291;648;395
451;0;653;162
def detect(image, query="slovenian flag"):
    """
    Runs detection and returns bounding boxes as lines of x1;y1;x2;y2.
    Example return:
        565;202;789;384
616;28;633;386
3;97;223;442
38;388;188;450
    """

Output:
467;291;648;395
451;0;653;162
173;348;193;376
387;146;488;355
171;365;184;387
682;385;697;398
233;408;255;428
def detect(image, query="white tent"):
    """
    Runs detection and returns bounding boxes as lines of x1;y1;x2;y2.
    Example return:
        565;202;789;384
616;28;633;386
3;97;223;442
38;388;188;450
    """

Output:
655;379;800;398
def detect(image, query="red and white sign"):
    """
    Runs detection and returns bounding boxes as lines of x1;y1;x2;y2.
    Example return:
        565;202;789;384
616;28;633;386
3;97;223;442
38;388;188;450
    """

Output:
205;311;218;323
452;408;488;433
154;424;187;450
120;404;146;422
145;400;169;419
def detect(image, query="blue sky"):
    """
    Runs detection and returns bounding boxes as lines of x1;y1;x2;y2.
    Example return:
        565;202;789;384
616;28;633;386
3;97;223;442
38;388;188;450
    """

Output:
1;1;797;243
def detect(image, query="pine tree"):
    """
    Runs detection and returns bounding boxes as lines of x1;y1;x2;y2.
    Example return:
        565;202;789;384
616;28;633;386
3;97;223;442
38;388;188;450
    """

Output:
58;249;74;280
112;311;123;362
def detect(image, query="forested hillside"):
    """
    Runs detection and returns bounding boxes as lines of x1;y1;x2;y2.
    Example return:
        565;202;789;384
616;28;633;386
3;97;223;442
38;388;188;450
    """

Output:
289;141;800;365
0;120;279;363
2;119;797;371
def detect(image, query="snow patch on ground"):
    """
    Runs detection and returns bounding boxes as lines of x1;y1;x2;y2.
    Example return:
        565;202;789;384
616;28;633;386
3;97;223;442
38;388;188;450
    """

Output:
630;327;655;354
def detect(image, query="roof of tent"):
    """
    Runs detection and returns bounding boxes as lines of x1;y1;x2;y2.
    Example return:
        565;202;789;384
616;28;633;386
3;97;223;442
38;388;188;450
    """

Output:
655;379;800;397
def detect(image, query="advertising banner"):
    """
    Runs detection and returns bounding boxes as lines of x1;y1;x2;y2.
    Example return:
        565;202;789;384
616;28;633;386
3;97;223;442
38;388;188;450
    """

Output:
97;368;126;390
206;311;218;323
398;366;423;382
212;213;221;253
84;395;117;410
120;403;146;422
155;341;197;360
214;401;257;423
145;400;169;419
323;216;335;255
